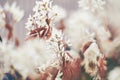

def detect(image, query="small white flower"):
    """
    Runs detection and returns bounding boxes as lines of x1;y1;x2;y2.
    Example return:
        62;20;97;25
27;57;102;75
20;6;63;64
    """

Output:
25;15;36;31
26;0;56;31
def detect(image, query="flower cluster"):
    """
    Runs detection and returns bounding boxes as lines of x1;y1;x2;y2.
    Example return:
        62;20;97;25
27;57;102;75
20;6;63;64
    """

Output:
26;0;57;39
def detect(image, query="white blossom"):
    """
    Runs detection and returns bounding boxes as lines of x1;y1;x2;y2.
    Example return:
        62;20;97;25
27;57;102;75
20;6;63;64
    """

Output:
26;0;57;32
47;27;74;64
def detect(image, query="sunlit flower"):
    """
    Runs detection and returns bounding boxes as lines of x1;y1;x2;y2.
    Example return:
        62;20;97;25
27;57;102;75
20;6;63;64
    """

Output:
26;0;57;39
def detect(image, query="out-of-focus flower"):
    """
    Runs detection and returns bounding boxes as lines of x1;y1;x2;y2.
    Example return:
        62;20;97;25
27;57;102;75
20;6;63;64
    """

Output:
82;42;101;76
82;42;107;78
52;5;67;31
52;5;67;22
0;39;15;78
105;0;120;32
78;0;106;12
26;0;57;40
0;6;5;28
0;2;24;42
10;39;58;79
108;67;120;80
65;10;96;52
4;2;24;24
0;38;61;79
65;9;112;55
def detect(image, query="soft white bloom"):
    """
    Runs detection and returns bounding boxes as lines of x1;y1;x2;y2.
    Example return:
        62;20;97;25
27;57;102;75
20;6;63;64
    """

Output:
0;39;15;78
108;67;120;80
4;2;24;23
83;42;103;76
78;0;106;12
0;6;5;28
0;39;15;52
0;38;60;79
65;10;111;53
10;39;58;79
104;0;120;37
65;10;96;51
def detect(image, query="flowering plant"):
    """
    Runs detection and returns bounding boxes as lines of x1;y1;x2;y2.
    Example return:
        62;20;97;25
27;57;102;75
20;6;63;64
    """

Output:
0;0;120;80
